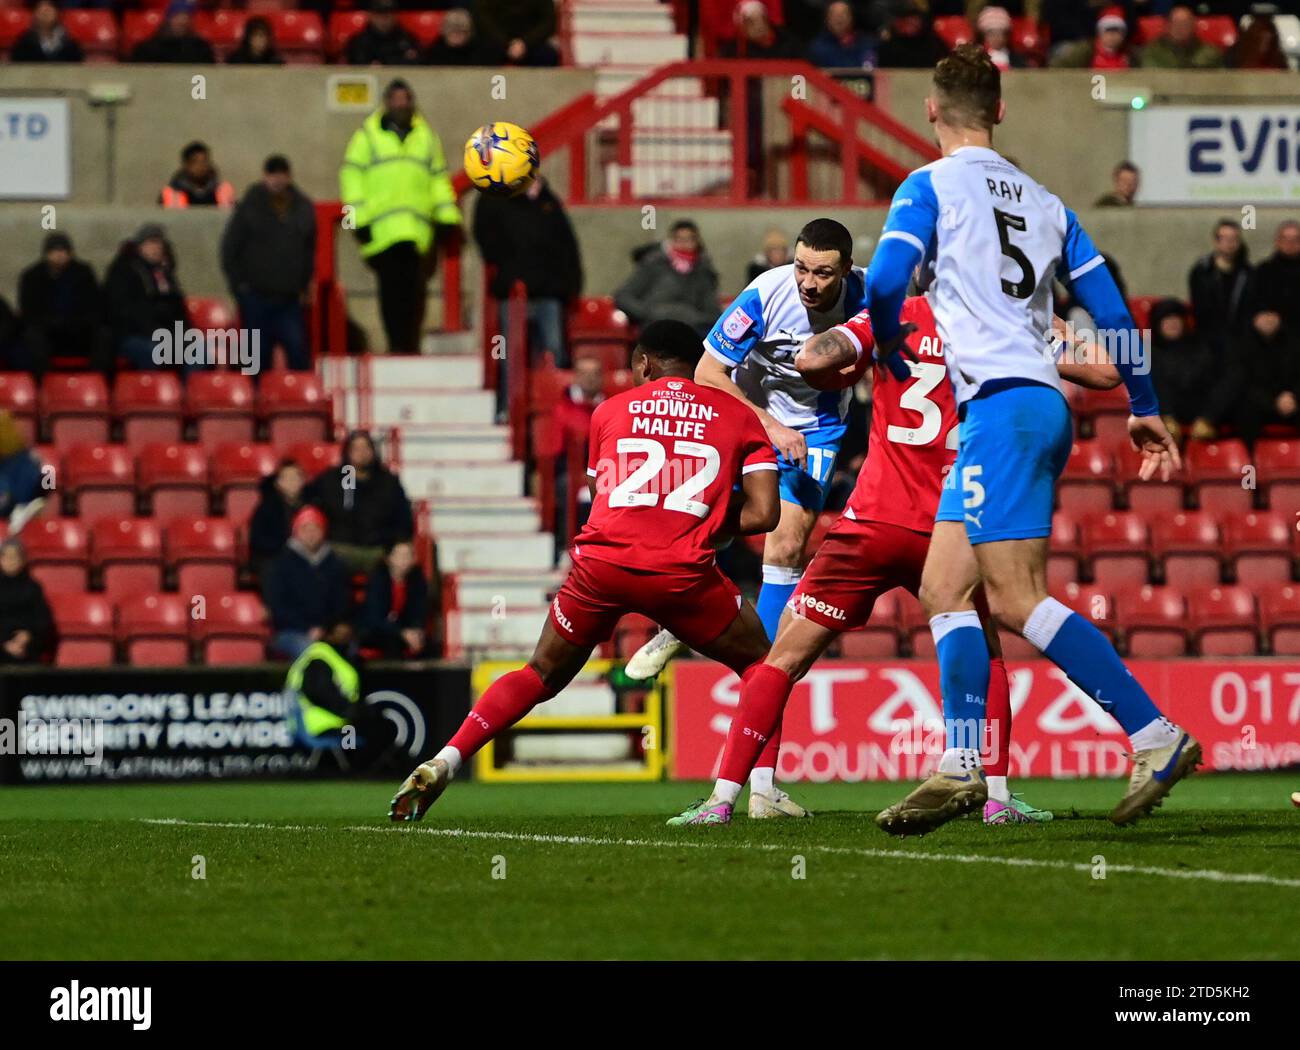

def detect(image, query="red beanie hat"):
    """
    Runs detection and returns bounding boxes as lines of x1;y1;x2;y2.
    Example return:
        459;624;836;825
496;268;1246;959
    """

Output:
292;505;327;534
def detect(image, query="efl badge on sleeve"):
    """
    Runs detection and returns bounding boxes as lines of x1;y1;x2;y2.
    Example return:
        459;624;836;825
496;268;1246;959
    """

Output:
722;306;754;342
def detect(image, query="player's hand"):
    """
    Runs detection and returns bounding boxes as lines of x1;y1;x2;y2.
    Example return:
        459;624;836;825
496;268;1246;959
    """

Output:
767;421;807;469
873;323;918;380
1128;414;1182;482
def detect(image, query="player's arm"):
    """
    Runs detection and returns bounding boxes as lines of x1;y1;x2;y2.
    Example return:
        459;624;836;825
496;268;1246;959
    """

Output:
1052;314;1122;390
735;464;779;535
864;169;938;377
1058;211;1179;480
796;312;874;390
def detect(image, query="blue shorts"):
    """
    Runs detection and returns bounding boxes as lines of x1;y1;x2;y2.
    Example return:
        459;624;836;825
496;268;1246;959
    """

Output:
778;426;843;511
935;383;1071;544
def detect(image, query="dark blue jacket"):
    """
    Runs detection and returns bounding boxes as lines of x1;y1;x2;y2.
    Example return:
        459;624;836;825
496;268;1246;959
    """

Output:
359;565;429;643
0;451;42;518
262;542;352;633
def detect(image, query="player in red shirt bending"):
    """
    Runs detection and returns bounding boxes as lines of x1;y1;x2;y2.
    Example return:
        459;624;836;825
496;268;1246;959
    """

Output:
390;320;781;821
669;295;1120;830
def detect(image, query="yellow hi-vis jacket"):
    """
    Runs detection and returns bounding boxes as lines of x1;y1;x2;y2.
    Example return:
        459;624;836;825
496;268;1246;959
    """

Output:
339;110;462;259
285;641;361;737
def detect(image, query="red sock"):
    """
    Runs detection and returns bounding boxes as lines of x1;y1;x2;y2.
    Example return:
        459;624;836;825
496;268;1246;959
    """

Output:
718;663;793;785
448;665;552;762
755;722;782;773
983;657;1011;777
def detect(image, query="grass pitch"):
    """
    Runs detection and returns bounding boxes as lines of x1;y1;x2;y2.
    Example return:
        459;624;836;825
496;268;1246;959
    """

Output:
0;773;1296;961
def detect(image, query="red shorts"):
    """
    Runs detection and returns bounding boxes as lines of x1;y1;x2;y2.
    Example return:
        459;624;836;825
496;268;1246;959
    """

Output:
550;552;743;650
790;515;931;631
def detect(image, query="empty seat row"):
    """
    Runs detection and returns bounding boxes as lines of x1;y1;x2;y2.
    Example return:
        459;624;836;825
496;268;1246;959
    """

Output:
51;591;267;668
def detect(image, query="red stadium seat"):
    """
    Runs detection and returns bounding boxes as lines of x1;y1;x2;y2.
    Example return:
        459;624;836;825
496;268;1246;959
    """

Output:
0;372;38;444
113;372;184;452
167;518;238;597
1009;16;1046;61
1186;439;1254;512
91;517;164;602
1072;384;1129;445
1081;511;1150;587
41;373;110;451
1058;439;1114;512
196;592;269;664
613;613;657;660
117;593;190;667
840;586;903;659
62;444;135;520
1150;510;1222;585
1259;583;1300;655
329;11;369;58
1127;295;1167;331
1048;509;1081;587
284;440;340;480
194;10;247;59
138;443;210;525
1059;582;1116;639
0;9;31;56
1116;585;1189;657
24;518;90;594
48;592;114;667
1196;15;1237;50
1255;438;1300;516
63;10;119;61
1223;511;1292;585
1188;585;1258;657
569;297;631;345
1136;15;1167;46
932;15;974;48
211;442;279;525
121;11;163;57
186;371;256;448
268;11;325;63
399;10;445;47
1113;440;1185;513
895;591;933;657
257;372;331;452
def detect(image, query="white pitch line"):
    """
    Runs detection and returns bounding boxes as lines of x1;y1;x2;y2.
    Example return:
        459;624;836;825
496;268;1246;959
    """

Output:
138;818;1300;890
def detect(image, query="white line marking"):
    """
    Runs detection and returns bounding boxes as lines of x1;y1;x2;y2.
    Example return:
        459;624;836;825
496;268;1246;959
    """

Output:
137;819;1300;890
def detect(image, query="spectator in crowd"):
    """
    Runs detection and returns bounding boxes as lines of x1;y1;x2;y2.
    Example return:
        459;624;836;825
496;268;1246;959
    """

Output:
344;0;422;66
476;0;560;66
1228;12;1288;70
721;0;795;59
307;430;414;573
359;540;431;659
103;224;187;372
130;1;216;64
1189;219;1253;361
227;16;284;65
10;0;84;63
1139;5;1225;69
249;459;308;576
1229;302;1300;445
0;296;18;368
1094;160;1139;207
1253;220;1300;338
747;227;791;283
876;2;948;69
264;505;353;661
472;166;583;416
534;355;605;538
0;539;53;665
0;411;44;529
615;220;719;337
1148;298;1221;443
221;154;316;371
340;79;462;355
976;6;1025;71
425;8;497;65
1052;6;1132;69
808;1;878;69
16;232;106;376
160;141;235;209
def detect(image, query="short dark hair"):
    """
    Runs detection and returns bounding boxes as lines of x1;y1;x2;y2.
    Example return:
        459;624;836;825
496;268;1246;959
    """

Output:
795;217;853;264
264;154;291;175
670;219;700;236
181;140;209;162
1114;160;1139;176
635;319;703;369
932;43;1001;131
384;78;413;99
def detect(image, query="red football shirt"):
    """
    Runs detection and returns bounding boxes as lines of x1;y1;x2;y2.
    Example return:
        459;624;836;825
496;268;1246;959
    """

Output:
835;295;957;534
577;377;777;572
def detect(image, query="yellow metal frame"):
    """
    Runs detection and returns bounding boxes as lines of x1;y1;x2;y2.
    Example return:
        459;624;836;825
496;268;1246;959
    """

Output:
471;659;667;782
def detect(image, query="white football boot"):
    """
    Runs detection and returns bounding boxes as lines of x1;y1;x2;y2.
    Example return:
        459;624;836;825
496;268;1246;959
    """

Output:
624;628;687;681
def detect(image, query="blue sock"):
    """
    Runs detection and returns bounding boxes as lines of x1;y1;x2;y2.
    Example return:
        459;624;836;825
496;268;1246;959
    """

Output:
931;611;988;751
1023;597;1161;736
756;565;801;643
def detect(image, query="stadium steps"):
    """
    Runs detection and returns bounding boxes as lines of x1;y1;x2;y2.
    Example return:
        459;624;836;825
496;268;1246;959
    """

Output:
429;496;541;534
451;569;561;610
445;605;550;650
436;532;555;572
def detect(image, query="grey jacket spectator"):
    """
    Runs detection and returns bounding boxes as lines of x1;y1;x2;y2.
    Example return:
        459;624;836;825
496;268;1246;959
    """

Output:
221;175;316;301
615;223;720;336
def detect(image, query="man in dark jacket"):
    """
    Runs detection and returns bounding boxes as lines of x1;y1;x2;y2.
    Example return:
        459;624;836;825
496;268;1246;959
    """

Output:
0;539;54;664
131;1;215;64
10;0;83;63
221;155;316;371
473;171;583;415
263;505;353;660
17;232;107;375
1148;298;1224;443
359;540;431;659
1188;219;1253;361
306;431;414;573
425;8;498;65
1252;220;1300;338
475;0;559;66
614;220;719;336
344;0;422;66
248;459;308;576
876;2;948;68
103;224;188;371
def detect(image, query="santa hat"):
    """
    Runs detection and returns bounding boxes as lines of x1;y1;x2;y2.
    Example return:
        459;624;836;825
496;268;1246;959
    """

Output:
1097;6;1127;33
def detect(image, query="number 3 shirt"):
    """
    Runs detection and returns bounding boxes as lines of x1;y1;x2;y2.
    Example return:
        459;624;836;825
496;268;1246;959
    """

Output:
578;377;777;572
833;295;957;534
874;145;1111;410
